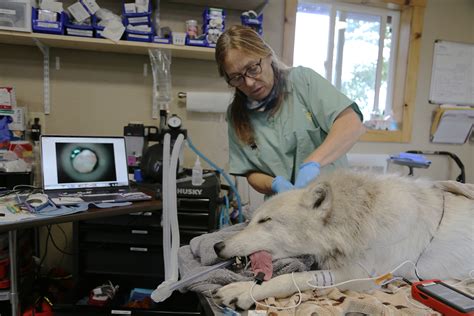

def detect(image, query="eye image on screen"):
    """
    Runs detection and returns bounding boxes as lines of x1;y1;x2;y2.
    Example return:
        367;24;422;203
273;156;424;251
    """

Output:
55;143;117;183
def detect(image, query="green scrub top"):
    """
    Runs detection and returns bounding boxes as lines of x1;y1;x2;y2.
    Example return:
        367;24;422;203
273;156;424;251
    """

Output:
227;66;363;184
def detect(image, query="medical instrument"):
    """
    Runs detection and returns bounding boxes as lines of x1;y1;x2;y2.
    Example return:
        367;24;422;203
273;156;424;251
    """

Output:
411;279;474;315
151;259;234;302
405;150;466;183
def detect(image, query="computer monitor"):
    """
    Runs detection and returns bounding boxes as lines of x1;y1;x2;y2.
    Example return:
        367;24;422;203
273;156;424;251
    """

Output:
41;136;129;191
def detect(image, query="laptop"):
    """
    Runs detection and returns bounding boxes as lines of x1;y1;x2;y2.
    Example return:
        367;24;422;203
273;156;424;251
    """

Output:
40;135;152;205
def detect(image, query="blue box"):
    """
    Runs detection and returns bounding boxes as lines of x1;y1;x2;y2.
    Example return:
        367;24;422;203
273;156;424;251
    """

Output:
202;7;226;23
241;13;263;35
92;15;110;39
32;7;65;35
153;36;171;44
124;23;154;42
185;36;207;47
122;0;152;26
65;14;94;38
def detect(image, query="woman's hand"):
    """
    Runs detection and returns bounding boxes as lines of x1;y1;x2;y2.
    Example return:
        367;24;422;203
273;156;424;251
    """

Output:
294;162;321;188
271;176;294;193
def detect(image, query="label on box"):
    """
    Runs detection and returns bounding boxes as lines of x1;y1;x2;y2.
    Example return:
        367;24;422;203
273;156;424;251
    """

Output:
68;2;90;22
129;34;149;39
128;16;149;24
124;3;136;14
80;0;100;15
67;29;93;37
8;108;25;131
0;9;15;15
37;21;59;28
0;87;15;108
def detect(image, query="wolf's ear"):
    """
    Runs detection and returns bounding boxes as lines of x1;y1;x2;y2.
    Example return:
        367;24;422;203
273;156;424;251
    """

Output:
301;181;332;213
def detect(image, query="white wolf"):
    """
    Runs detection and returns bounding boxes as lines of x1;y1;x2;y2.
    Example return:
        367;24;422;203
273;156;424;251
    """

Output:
213;170;474;310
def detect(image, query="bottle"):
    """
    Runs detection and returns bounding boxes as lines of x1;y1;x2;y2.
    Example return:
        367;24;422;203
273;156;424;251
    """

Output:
192;156;204;186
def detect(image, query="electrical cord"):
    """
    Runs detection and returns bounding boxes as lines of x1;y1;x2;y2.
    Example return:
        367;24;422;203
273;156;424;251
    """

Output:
47;225;73;256
186;136;243;223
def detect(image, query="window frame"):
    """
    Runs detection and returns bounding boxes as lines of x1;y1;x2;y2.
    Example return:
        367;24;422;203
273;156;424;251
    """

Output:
283;0;426;143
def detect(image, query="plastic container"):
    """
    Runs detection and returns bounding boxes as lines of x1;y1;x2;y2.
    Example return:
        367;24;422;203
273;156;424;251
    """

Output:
0;0;31;32
185;19;198;39
124;22;154;42
65;14;95;38
122;0;152;26
32;7;65;35
191;156;204;186
172;32;186;45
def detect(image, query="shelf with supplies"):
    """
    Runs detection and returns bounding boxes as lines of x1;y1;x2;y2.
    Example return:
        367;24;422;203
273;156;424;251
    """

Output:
165;0;268;13
0;30;215;60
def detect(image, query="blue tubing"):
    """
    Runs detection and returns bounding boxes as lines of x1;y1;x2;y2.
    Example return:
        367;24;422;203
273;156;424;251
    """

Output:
186;137;243;223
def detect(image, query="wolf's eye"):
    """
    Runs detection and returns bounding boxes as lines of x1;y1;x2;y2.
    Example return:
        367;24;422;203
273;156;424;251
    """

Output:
258;217;271;224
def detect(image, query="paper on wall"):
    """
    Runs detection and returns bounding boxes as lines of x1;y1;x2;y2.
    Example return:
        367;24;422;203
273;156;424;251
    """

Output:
432;109;474;144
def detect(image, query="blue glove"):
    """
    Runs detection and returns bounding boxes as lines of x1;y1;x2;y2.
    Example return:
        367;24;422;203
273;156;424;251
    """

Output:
271;176;294;193
294;162;321;188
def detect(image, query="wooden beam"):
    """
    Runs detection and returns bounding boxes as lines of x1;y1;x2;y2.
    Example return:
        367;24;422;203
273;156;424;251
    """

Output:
401;5;425;142
282;0;297;66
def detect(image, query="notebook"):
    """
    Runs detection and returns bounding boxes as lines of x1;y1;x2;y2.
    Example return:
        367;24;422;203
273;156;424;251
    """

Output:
40;135;152;205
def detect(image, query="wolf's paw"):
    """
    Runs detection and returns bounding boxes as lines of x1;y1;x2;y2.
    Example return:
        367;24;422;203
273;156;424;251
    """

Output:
213;281;256;310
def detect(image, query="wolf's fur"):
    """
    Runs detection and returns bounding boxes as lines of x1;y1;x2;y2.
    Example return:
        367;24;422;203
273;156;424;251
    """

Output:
213;170;474;310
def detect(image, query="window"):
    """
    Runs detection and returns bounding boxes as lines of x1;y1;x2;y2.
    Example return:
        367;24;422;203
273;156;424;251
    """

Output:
283;0;426;142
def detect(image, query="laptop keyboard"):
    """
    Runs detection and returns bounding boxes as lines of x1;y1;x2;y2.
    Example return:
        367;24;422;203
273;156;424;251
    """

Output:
80;194;122;202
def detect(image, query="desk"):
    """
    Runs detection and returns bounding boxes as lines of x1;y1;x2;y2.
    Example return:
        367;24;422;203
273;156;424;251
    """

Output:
0;199;162;316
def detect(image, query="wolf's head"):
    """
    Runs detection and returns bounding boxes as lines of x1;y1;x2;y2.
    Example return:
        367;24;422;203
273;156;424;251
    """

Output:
214;170;380;267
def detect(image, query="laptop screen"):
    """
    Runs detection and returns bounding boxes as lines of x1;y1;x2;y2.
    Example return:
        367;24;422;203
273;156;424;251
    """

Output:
41;136;129;191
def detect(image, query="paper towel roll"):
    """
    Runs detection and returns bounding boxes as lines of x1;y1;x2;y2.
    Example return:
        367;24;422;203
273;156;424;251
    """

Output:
186;91;234;113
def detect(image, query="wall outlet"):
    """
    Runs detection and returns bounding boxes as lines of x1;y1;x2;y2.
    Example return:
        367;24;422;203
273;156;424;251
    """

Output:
28;112;47;134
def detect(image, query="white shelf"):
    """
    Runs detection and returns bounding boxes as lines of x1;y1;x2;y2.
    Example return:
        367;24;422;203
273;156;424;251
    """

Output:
0;30;215;60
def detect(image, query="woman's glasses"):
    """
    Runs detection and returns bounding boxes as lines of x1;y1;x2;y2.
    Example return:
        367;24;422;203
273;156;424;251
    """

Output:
226;59;263;87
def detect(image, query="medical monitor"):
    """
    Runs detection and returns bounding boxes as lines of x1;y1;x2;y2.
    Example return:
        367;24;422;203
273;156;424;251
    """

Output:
41;136;129;191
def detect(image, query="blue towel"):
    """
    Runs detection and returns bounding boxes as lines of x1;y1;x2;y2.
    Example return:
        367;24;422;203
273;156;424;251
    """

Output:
390;153;431;165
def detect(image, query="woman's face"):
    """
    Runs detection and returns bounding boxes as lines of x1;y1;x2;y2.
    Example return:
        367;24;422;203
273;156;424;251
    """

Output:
223;49;274;101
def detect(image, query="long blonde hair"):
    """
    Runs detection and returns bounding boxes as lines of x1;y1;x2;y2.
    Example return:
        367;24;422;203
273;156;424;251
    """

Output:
215;25;288;145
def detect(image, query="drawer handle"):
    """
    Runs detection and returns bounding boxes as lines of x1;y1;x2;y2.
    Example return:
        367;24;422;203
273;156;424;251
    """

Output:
130;211;153;216
130;247;148;252
131;230;148;235
111;310;131;315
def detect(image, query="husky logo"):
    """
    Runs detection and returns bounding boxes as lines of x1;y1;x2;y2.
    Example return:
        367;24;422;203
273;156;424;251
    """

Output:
177;188;203;195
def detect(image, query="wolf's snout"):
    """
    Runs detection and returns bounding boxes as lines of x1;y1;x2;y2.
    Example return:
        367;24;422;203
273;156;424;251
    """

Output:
214;241;225;256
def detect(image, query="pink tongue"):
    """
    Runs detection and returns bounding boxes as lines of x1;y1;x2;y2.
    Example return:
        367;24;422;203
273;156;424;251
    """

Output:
249;250;273;281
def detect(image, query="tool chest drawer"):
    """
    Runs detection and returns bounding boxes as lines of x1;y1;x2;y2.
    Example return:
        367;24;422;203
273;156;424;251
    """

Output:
81;210;162;227
78;224;163;246
78;243;164;277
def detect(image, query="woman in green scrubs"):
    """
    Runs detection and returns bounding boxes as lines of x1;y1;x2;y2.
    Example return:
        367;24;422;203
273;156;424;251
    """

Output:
215;25;366;197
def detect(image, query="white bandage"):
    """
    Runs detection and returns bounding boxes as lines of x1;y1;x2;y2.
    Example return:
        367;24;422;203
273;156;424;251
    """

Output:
312;270;335;287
